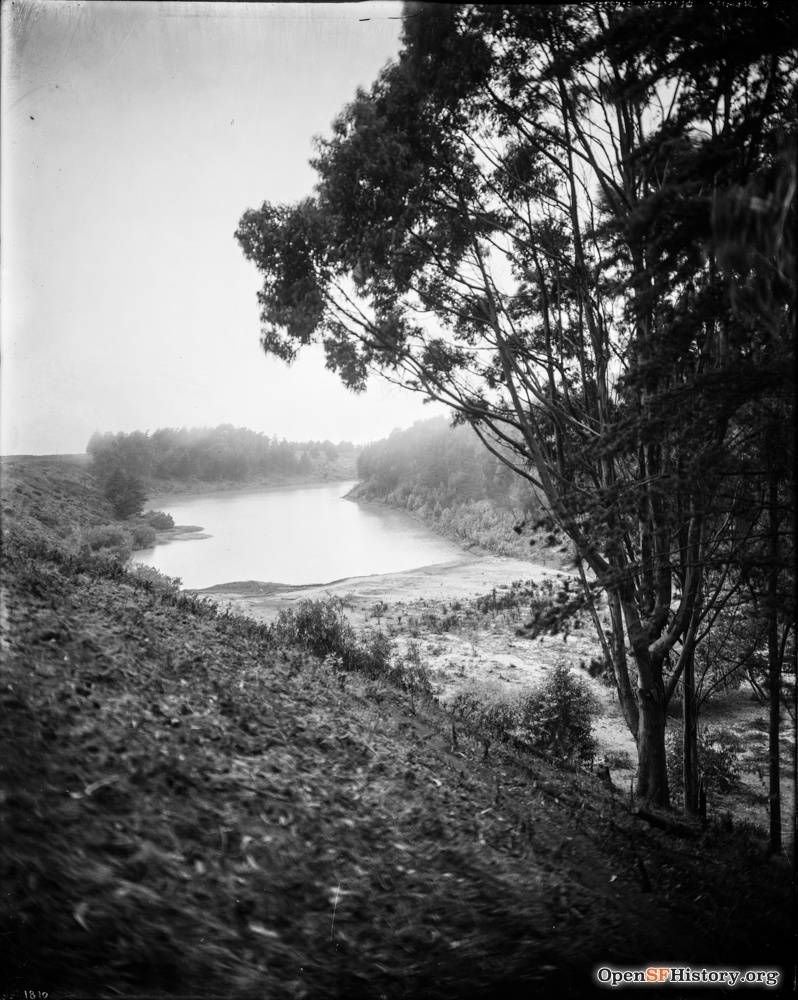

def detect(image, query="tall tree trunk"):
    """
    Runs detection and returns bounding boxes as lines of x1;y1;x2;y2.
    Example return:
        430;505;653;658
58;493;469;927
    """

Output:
636;684;669;805
620;593;671;807
607;591;640;738
767;447;782;853
682;646;699;816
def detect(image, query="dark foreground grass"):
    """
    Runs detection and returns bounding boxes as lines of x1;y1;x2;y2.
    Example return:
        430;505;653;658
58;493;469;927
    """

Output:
0;459;793;999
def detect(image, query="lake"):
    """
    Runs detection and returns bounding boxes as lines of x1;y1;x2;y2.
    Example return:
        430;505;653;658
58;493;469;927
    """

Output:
130;480;465;589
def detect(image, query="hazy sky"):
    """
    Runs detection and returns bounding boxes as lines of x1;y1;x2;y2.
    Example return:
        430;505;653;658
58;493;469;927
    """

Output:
1;0;443;454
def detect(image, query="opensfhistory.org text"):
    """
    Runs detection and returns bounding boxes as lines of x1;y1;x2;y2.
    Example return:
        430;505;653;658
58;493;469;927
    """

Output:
595;966;782;989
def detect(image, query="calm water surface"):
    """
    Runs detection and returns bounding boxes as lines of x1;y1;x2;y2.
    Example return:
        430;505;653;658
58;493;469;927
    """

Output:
130;480;464;589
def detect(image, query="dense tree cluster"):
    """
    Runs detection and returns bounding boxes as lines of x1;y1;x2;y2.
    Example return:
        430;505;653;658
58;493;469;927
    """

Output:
357;417;540;511
237;2;796;828
87;425;358;485
356;418;549;554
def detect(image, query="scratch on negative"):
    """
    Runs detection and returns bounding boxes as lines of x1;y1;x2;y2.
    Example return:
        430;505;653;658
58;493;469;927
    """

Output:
330;882;341;941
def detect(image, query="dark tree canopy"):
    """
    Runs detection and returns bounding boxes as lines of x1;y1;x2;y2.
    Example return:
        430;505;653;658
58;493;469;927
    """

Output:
237;3;797;807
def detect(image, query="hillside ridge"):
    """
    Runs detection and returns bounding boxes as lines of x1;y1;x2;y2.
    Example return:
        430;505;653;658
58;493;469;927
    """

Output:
0;457;792;997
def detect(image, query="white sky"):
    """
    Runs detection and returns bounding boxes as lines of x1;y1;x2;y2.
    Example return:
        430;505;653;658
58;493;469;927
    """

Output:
1;0;443;454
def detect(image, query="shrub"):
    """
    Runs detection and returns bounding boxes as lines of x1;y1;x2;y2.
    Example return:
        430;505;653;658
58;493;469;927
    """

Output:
347;627;394;677
390;659;433;702
82;524;132;559
143;510;175;530
273;599;395;680
603;750;633;770
273;599;436;706
129;523;157;550
479;696;517;736
363;629;393;672
448;680;516;737
274;599;354;659
129;564;181;593
389;640;433;703
666;726;742;799
516;661;598;764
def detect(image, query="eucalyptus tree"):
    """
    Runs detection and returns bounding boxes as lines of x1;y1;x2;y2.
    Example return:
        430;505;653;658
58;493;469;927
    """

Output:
237;4;797;806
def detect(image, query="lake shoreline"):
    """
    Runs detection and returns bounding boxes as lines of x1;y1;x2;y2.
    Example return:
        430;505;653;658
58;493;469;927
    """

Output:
195;556;477;595
133;479;468;589
191;552;568;624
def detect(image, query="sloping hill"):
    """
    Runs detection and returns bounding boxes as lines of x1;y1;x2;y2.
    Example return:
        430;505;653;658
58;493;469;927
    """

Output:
0;459;791;998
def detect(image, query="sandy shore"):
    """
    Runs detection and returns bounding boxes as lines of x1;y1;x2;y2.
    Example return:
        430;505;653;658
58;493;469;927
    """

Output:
195;551;568;625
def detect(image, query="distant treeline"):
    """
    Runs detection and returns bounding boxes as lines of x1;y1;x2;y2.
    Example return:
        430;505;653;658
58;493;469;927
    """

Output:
354;418;553;556
87;425;358;485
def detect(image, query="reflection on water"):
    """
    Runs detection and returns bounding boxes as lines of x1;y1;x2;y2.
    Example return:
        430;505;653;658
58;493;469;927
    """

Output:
130;480;464;589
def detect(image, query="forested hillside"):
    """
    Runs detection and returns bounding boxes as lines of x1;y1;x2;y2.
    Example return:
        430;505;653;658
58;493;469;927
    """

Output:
353;419;560;558
87;425;358;488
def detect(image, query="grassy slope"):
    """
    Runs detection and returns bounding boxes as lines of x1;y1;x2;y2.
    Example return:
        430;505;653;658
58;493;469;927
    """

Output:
0;458;793;998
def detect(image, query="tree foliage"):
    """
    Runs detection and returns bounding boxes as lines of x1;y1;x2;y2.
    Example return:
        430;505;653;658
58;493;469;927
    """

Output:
237;3;797;806
516;661;598;766
358;417;542;510
356;417;551;554
87;425;357;484
102;468;147;520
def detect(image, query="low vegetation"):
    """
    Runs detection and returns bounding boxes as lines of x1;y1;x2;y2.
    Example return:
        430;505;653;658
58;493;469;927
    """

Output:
448;663;598;767
142;509;175;530
515;662;598;766
272;599;434;709
1;458;792;997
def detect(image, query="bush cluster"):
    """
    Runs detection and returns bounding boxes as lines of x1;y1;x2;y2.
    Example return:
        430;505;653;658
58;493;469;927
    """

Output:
141;510;175;530
81;520;156;561
516;662;598;764
666;726;742;800
128;564;181;592
449;662;598;766
273;600;435;705
449;681;517;737
129;523;157;549
83;524;131;553
274;602;596;765
389;639;434;702
473;576;586;636
274;599;360;661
